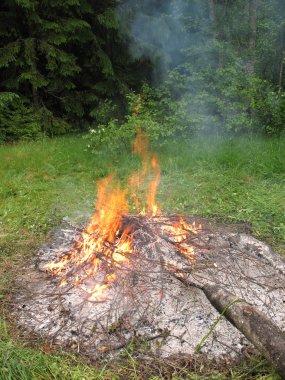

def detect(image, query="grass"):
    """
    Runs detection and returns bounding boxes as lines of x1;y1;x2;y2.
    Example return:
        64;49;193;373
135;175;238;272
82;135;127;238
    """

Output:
157;136;285;252
0;134;284;379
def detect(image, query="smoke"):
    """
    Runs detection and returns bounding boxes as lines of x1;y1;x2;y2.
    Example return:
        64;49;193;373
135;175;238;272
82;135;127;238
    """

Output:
116;1;280;135
116;0;220;134
116;0;200;82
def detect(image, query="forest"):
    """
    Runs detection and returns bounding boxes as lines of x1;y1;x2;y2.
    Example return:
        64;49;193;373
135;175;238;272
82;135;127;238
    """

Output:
0;1;285;380
1;0;285;142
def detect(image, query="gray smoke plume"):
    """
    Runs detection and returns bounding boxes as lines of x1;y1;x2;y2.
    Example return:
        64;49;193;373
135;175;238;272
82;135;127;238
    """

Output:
117;1;279;135
116;0;219;133
117;0;199;81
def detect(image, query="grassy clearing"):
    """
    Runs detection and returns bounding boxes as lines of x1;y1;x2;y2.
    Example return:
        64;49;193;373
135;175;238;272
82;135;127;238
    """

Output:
0;135;284;379
157;136;285;252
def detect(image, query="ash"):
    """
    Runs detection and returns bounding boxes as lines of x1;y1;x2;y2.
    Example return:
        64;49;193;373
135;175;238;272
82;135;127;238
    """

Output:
13;216;285;363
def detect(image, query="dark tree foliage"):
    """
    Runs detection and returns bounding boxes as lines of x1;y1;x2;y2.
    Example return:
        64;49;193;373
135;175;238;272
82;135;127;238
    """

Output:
119;0;285;137
0;0;148;140
0;0;285;141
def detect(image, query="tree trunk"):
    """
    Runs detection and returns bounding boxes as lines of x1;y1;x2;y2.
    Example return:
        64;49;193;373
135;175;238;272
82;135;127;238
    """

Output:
199;281;285;376
278;51;285;94
202;284;285;376
32;85;39;111
248;0;257;74
208;0;216;33
277;2;285;89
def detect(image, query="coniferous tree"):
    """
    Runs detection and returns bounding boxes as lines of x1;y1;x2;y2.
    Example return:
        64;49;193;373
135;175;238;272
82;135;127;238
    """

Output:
0;0;147;139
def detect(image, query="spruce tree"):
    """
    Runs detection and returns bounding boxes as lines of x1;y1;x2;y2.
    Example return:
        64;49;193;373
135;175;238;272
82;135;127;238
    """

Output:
0;0;144;138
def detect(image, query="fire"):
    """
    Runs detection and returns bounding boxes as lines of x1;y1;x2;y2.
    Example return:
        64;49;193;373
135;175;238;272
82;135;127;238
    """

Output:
147;155;160;216
46;129;198;300
129;128;160;216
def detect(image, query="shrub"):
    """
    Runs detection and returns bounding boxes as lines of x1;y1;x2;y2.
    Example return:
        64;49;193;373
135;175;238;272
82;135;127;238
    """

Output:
0;92;73;142
0;92;41;142
86;63;285;153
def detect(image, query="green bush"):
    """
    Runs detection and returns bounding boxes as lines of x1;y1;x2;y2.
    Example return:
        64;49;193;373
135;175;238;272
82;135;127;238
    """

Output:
90;99;121;125
0;92;73;142
86;61;285;152
248;78;285;135
0;93;41;142
159;62;285;136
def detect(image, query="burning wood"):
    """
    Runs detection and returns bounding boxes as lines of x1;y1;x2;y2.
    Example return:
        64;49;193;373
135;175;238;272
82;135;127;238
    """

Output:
12;130;285;372
44;129;196;301
44;213;197;301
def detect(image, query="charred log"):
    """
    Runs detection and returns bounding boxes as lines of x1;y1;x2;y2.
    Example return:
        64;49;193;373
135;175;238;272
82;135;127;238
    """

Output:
178;277;285;377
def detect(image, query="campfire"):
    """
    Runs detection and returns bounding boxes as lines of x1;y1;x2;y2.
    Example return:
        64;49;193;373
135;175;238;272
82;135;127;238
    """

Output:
44;128;198;302
13;130;285;372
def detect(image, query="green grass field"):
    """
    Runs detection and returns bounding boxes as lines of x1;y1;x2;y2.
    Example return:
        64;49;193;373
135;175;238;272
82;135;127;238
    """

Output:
0;135;284;379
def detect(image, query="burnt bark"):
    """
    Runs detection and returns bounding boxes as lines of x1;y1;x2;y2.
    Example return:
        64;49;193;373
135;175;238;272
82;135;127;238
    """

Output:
202;283;285;376
174;274;285;376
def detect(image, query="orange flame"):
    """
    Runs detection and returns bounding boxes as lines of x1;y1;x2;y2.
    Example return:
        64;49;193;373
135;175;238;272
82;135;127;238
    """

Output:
87;175;128;240
147;155;160;216
46;129;198;300
130;128;160;216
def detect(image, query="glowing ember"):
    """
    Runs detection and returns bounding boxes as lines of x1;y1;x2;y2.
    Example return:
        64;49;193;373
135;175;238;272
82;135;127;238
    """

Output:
46;129;198;300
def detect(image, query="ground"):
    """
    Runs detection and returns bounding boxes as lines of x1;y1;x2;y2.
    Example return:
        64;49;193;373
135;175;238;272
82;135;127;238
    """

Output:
0;135;284;379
